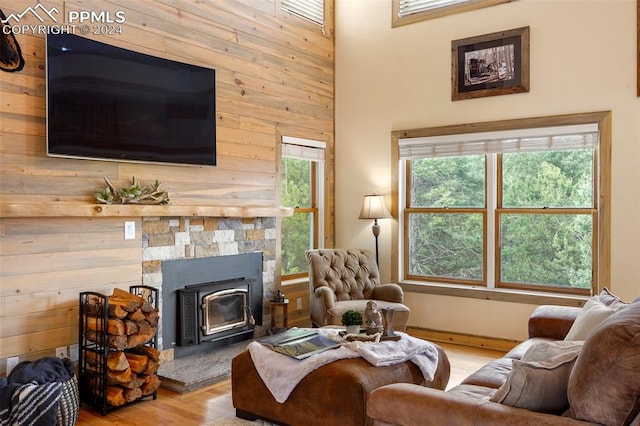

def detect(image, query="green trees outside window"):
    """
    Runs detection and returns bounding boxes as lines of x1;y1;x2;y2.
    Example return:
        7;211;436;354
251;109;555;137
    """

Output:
406;148;595;293
499;149;594;289
281;157;317;278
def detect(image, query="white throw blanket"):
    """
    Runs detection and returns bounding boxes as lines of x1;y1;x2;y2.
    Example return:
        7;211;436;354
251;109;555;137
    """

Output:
247;330;439;403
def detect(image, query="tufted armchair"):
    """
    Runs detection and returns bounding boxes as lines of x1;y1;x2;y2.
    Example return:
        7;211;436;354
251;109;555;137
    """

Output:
306;248;410;331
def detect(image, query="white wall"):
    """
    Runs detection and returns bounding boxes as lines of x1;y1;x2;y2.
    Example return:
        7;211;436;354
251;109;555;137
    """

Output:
334;0;640;341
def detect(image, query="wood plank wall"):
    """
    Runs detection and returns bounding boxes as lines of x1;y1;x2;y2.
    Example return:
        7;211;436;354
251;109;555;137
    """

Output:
0;0;334;371
0;217;142;364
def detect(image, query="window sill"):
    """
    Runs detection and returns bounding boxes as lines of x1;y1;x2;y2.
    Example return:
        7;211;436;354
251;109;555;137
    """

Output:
399;281;589;307
282;277;309;286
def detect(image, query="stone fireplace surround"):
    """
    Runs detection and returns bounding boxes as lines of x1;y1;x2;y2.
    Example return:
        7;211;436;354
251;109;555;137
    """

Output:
140;216;277;359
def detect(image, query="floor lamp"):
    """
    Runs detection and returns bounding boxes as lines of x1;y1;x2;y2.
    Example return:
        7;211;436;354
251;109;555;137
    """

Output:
359;194;392;266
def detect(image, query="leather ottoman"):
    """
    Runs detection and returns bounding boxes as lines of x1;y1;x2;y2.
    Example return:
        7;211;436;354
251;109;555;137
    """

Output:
231;342;450;426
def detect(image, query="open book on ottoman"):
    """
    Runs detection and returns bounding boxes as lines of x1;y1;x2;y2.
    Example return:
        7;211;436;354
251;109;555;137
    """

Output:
258;328;341;360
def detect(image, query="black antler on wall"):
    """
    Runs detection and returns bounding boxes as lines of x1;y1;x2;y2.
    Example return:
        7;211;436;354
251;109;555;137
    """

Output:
0;9;26;72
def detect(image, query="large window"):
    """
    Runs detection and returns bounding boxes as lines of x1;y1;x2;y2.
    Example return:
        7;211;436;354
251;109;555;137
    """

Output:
281;137;325;280
396;113;611;297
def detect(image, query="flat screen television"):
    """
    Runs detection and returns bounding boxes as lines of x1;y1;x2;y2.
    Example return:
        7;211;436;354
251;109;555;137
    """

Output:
46;33;216;166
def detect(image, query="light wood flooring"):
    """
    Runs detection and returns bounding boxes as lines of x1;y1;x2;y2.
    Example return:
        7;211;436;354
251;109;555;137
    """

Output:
76;342;506;425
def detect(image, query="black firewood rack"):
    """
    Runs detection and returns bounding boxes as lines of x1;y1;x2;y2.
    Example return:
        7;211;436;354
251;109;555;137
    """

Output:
78;285;158;415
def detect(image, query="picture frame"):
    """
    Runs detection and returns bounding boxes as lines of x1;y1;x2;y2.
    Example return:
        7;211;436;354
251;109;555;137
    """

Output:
452;26;530;101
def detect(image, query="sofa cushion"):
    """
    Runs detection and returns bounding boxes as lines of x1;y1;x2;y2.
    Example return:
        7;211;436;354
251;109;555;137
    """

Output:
460;358;513;389
564;297;623;340
521;340;584;362
448;383;497;400
568;301;640;425
504;337;556;360
490;350;580;413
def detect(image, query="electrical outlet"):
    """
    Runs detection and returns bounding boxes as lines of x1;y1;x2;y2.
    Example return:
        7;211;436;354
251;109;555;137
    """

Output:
55;346;67;358
6;356;19;374
296;297;302;310
69;344;79;362
124;221;136;240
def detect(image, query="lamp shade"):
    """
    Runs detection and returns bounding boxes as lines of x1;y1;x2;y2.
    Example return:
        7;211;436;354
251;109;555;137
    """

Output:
359;194;392;220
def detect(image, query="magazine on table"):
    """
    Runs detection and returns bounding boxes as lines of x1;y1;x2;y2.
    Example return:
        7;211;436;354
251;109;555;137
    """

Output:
258;328;341;360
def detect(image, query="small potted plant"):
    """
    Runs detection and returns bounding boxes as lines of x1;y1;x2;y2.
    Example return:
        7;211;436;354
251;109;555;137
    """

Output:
342;310;363;334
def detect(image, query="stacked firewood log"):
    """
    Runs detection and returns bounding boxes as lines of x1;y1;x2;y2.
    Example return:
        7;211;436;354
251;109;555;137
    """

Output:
85;288;161;407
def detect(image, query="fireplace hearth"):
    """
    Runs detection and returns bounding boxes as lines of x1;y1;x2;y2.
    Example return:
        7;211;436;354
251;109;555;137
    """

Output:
161;252;263;358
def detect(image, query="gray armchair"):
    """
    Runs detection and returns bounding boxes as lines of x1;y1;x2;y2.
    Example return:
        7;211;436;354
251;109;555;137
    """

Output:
306;248;410;331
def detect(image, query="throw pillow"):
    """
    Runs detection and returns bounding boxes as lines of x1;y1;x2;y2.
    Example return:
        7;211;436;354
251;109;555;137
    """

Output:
596;287;629;309
564;298;622;341
490;350;580;413
521;340;584;363
568;301;640;425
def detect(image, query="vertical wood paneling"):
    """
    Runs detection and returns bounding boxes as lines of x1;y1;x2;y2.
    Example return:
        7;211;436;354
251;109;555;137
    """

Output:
0;0;334;368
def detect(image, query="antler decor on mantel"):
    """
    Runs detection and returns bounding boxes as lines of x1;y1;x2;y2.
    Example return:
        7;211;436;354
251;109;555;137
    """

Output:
95;177;170;205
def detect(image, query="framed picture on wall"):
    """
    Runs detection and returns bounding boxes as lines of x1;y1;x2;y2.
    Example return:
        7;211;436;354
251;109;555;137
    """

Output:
452;26;530;101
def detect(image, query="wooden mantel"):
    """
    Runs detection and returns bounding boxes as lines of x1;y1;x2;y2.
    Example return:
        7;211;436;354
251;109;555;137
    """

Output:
0;203;293;218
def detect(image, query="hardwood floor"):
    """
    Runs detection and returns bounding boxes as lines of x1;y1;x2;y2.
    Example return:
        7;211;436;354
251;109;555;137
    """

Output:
76;342;506;425
76;380;235;425
439;342;506;391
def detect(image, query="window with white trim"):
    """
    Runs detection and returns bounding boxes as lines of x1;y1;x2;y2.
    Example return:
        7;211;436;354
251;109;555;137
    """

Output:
398;121;604;296
392;0;513;27
282;0;324;25
281;136;325;280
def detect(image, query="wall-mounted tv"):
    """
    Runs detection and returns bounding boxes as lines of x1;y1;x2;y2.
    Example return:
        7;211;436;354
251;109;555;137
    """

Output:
46;33;216;166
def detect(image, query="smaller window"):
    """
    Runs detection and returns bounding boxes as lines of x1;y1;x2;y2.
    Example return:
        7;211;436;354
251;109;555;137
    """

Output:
398;0;470;17
282;0;324;26
392;0;513;28
281;137;325;281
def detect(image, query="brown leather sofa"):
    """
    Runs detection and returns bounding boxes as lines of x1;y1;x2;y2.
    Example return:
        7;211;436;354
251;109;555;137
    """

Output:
367;296;640;426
